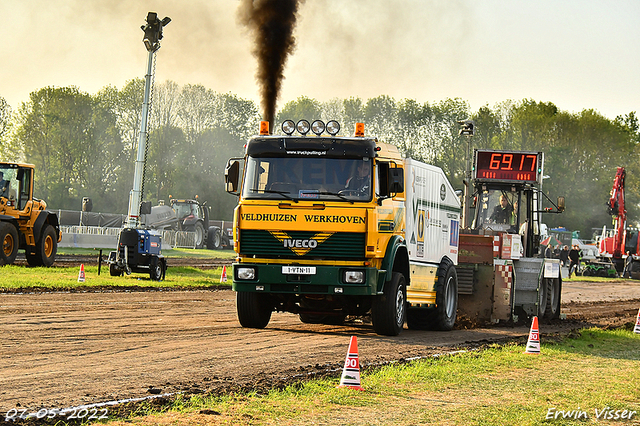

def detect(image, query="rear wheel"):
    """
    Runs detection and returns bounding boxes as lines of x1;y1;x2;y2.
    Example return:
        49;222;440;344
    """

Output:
414;259;458;331
538;277;548;318
0;222;19;266
371;272;406;336
544;278;561;319
149;257;165;281
237;292;272;329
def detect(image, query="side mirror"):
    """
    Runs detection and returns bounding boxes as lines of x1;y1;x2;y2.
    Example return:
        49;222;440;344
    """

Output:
557;196;565;212
225;159;241;194
388;168;404;194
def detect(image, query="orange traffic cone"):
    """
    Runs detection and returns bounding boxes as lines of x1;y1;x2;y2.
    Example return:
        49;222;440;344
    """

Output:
220;265;227;283
634;308;640;334
77;264;86;283
338;336;364;390
524;316;540;354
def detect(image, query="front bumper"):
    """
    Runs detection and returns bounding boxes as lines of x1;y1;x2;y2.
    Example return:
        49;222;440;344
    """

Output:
231;263;383;296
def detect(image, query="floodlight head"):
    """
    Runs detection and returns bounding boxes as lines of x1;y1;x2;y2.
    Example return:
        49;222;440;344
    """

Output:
141;12;170;52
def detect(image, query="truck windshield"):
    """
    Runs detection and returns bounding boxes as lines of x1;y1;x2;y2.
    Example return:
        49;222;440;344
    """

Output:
242;156;372;202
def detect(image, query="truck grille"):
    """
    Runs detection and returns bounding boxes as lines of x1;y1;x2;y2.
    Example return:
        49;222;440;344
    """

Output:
239;230;365;260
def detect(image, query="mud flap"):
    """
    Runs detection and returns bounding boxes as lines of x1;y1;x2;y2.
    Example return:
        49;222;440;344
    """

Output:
492;259;513;321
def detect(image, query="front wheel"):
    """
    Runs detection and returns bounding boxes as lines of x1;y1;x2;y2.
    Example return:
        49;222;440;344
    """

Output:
110;264;123;277
237;292;273;329
0;222;19;266
194;222;205;249
371;272;406;336
207;227;222;250
34;224;57;267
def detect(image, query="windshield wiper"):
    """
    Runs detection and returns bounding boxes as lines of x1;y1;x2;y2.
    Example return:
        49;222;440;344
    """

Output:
316;191;354;204
249;188;298;202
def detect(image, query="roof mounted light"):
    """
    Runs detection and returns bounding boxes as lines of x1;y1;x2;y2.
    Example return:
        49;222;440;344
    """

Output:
282;120;295;135
296;120;310;135
311;120;325;136
326;120;340;136
355;122;365;137
259;121;270;135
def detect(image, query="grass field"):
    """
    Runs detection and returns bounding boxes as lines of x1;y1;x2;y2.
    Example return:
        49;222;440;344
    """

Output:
0;264;227;290
0;247;232;290
101;328;640;426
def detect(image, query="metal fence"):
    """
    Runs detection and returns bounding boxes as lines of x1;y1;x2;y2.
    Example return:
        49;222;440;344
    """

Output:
60;226;197;250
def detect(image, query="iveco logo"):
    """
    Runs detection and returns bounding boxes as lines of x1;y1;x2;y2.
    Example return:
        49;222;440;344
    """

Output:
270;231;333;256
283;239;318;249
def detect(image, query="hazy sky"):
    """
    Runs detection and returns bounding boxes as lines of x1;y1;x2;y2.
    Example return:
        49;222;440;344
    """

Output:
0;0;638;120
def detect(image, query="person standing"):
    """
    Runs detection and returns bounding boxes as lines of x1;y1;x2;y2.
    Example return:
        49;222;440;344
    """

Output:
623;251;633;279
560;245;569;267
568;244;581;278
545;244;553;259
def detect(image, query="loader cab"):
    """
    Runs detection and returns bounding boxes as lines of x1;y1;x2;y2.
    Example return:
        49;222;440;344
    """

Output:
0;163;33;212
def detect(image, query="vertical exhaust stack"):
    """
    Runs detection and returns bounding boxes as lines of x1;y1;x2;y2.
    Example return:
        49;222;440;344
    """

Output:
238;0;302;133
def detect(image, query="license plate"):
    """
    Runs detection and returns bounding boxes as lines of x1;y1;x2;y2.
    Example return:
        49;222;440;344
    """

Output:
282;266;316;275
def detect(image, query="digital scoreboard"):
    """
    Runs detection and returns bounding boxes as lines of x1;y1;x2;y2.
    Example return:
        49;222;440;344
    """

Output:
473;150;543;184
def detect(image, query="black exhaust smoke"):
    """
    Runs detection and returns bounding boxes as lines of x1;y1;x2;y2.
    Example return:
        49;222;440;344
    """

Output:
238;0;302;132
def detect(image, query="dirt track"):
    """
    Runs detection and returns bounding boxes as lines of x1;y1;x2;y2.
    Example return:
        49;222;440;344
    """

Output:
1;279;639;415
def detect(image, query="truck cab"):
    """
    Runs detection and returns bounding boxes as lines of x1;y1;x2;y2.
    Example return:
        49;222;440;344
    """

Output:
225;120;459;336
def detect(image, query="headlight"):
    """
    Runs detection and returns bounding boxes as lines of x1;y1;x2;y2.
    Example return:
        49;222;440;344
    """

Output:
296;119;310;135
343;270;364;284
282;120;295;135
236;267;256;280
326;120;340;135
311;120;325;135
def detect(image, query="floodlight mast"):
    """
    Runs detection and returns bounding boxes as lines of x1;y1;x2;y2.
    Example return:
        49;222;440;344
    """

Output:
125;12;170;229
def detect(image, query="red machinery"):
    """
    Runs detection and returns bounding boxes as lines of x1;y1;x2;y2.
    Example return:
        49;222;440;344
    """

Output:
599;167;640;274
600;167;626;259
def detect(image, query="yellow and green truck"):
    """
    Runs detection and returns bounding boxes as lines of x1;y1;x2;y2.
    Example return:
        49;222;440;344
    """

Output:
224;120;460;335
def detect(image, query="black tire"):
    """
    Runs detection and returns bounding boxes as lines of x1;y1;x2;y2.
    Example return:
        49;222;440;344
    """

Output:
544;278;561;319
194;222;205;249
237;292;272;329
109;264;123;277
371;271;406;336
33;224;57;267
0;222;19;266
422;259;458;331
538;277;548;318
207;227;222;250
149;256;164;281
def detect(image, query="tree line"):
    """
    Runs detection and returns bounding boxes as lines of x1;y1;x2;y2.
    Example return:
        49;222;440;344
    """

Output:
0;84;638;238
